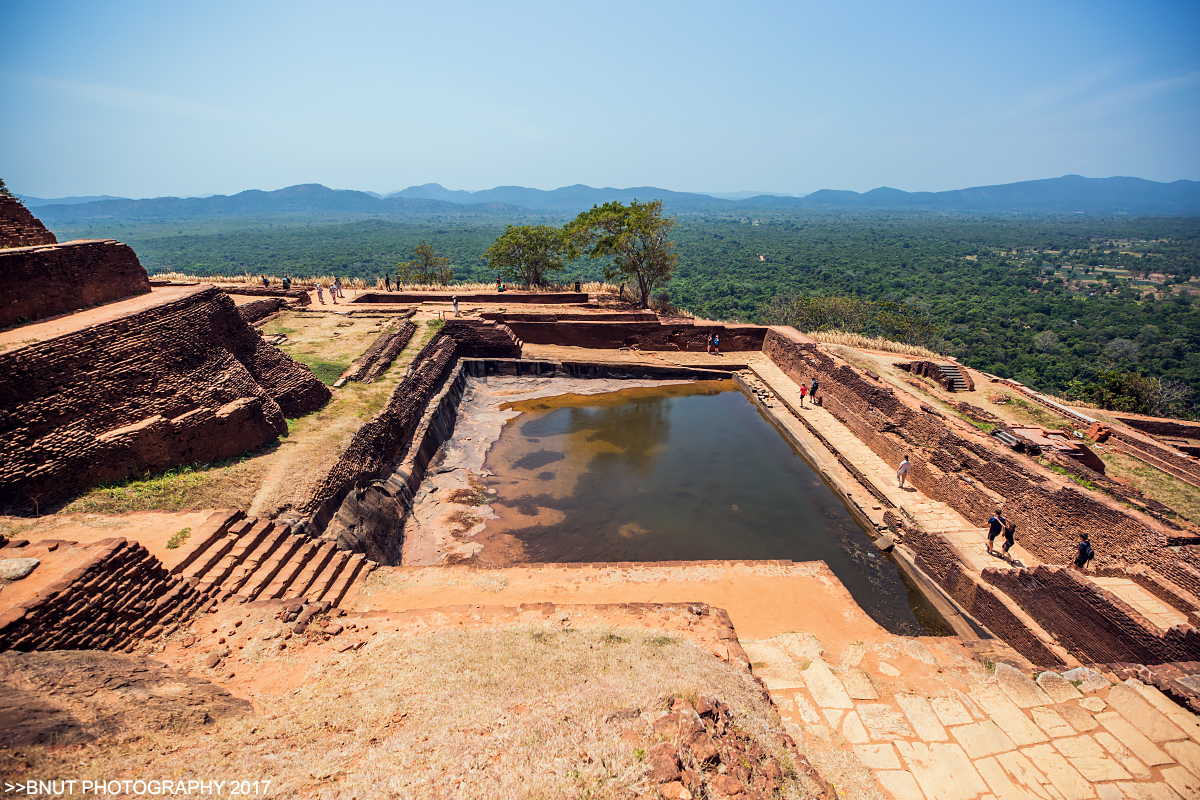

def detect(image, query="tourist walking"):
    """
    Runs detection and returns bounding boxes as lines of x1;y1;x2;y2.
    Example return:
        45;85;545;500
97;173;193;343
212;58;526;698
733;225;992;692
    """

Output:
986;509;1006;555
334;277;343;298
262;275;269;288
385;274;392;292
809;378;819;404
316;284;325;304
799;382;808;406
329;282;338;304
712;332;720;355
897;454;911;488
1074;533;1095;572
453;295;460;317
1001;519;1018;557
706;331;716;354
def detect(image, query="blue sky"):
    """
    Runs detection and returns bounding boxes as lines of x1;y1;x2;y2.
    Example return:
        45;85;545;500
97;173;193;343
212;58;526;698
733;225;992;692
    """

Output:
3;0;1198;199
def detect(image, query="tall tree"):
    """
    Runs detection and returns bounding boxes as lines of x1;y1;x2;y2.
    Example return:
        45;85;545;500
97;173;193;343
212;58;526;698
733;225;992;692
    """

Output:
397;240;453;285
566;199;677;308
484;224;568;287
0;178;13;198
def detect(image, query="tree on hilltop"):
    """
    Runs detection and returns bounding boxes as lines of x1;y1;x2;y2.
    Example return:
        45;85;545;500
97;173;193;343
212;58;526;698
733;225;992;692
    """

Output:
398;240;453;285
485;224;568;287
566;199;678;309
0;179;13;198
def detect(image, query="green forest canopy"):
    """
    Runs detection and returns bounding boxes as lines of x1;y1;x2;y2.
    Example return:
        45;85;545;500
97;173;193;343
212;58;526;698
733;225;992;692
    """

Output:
49;211;1200;412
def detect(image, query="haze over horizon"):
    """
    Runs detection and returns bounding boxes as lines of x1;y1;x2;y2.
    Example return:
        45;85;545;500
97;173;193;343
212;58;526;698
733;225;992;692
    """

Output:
2;0;1198;200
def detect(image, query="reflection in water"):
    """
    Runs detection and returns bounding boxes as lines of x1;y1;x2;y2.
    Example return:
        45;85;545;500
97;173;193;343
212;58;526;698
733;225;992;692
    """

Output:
484;380;949;636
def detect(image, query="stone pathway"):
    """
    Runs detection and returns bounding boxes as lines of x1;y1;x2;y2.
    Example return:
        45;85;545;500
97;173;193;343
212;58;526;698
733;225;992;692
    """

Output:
742;630;1200;800
1091;578;1191;631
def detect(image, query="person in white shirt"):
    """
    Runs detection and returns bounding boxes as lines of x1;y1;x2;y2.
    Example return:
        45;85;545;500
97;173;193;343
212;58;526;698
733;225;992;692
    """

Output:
897;454;911;488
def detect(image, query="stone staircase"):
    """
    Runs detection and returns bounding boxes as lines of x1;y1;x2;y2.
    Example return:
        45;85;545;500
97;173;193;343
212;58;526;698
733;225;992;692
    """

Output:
938;362;971;392
171;511;377;607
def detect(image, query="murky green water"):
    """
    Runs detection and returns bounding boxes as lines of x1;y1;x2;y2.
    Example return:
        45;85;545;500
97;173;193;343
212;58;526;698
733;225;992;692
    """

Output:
483;380;951;636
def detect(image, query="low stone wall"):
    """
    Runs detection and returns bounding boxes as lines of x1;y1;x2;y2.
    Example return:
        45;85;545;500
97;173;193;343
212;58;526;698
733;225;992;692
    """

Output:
1115;416;1200;440
237;297;286;324
984;565;1200;665
352;291;589;305
345;320;417;383
0;196;57;248
1;240;152;327
503;319;767;351
296;332;460;555
897;360;973;392
0;287;330;513
220;286;311;305
0;539;218;652
441;319;522;357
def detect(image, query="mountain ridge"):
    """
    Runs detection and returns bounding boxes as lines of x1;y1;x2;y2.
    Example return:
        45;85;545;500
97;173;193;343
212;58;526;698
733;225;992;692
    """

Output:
27;175;1200;222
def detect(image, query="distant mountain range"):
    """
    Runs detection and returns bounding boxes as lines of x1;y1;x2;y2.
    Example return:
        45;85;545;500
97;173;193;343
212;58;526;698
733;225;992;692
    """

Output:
25;175;1200;222
18;194;130;207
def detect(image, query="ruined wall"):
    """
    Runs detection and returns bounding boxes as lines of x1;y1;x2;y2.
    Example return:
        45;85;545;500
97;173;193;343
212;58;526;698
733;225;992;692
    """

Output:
764;328;1174;570
0;196;57;248
0;240;151;327
0;539;218;651
898;360;973;392
0;287;330;513
352;291;588;305
441;319;522;357
345;320;417;383
1115;417;1200;440
237;297;286;324
503;320;767;352
297;332;459;561
984;565;1200;665
221;286;311;306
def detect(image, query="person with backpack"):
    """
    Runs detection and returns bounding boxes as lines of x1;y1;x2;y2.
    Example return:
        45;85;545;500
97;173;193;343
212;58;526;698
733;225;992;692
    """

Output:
809;378;819;404
986;509;1006;555
1074;533;1095;572
1000;520;1018;558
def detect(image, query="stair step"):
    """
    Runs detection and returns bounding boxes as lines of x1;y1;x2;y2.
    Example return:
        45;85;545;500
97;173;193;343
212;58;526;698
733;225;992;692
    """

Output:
283;542;340;601
320;553;367;607
259;540;321;600
238;535;308;601
197;519;276;593
225;528;291;595
182;519;252;582
170;510;246;575
304;551;350;602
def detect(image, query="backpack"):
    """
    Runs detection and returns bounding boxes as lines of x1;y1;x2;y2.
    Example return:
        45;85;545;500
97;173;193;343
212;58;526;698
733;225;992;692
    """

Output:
1079;541;1094;562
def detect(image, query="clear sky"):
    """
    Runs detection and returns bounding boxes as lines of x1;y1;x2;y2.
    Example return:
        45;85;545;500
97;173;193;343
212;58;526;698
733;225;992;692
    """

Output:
3;0;1198;199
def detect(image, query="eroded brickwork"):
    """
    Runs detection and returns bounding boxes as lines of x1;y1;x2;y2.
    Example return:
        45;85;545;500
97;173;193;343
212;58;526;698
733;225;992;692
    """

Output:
0;287;330;513
1;239;151;327
984;565;1200;664
501;318;767;352
441;319;522;357
0;196;57;248
237;297;286;324
0;539;217;652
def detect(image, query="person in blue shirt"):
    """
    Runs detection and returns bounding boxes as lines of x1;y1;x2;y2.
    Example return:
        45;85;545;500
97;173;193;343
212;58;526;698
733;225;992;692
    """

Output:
986;509;1006;556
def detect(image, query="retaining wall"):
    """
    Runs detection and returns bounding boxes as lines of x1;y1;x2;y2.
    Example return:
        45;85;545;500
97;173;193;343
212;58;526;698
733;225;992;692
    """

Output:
503;319;767;351
345;320;417;383
984;565;1200;665
0;539;218;652
238;297;286;324
351;291;589;305
0;287;330;513
1;240;151;327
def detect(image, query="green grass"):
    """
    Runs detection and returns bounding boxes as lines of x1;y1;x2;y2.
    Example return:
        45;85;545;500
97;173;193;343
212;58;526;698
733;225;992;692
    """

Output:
426;318;445;332
64;452;271;514
292;356;349;385
166;527;192;549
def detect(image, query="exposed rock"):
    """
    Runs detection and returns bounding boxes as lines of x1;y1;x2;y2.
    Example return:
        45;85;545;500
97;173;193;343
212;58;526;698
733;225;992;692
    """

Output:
0;558;39;581
647;742;682;782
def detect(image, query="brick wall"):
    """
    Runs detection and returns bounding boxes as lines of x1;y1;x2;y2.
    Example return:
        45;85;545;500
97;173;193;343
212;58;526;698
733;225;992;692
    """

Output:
345;321;417;383
984;565;1200;664
0;196;57;248
0;539;218;651
0;287;330;513
502;319;767;351
1;240;151;327
441;319;522;357
1115;417;1200;440
238;297;286;324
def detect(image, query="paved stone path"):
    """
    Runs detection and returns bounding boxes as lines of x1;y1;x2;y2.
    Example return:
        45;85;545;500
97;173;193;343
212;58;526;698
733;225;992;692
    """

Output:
742;630;1200;800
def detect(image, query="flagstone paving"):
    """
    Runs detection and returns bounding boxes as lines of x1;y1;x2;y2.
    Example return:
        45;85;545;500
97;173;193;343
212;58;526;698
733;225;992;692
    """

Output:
742;630;1200;799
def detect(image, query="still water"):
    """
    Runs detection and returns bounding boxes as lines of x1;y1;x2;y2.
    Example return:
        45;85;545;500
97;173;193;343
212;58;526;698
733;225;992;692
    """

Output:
482;379;950;636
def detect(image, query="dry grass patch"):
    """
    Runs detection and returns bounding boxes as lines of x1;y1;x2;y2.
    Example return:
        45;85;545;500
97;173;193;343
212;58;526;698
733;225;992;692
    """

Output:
1098;450;1200;524
12;627;816;799
64;453;275;515
808;330;942;359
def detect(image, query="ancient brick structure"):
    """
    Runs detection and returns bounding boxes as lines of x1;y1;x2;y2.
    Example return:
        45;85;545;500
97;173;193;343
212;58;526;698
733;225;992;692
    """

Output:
345;320;417;383
500;318;767;352
237;297;286;324
351;291;588;305
896;360;975;392
0;538;219;652
0;196;57;248
984;565;1200;665
221;286;311;306
441;319;522;357
0;287;330;513
1;239;152;327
